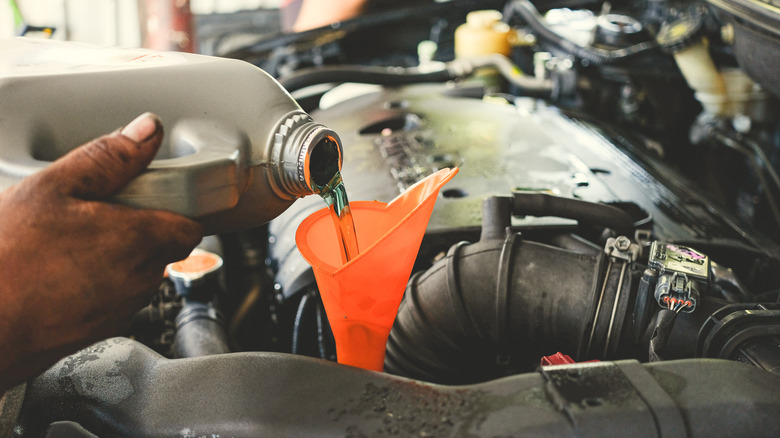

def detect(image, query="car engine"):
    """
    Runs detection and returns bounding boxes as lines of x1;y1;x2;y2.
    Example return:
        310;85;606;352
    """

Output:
3;0;780;436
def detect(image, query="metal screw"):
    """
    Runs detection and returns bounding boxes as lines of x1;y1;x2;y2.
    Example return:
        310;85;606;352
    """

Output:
615;236;631;251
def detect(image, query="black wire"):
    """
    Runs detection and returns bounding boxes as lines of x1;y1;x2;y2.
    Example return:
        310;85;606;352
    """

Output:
291;292;313;355
429;18;449;44
754;289;780;303
709;128;780;228
315;299;327;359
633;212;654;229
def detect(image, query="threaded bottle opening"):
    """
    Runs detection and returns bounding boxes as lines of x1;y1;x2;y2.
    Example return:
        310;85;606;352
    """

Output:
276;120;343;197
308;133;342;190
272;113;343;198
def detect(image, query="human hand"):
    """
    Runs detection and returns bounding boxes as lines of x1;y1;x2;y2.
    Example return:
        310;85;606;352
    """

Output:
0;113;203;393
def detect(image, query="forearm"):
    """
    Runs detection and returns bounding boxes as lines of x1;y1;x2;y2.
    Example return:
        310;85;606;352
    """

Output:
293;0;366;31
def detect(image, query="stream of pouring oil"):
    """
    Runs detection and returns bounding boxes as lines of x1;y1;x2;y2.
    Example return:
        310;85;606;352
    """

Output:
319;171;359;264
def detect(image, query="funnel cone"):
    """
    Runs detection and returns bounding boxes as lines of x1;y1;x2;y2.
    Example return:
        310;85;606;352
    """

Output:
296;168;458;370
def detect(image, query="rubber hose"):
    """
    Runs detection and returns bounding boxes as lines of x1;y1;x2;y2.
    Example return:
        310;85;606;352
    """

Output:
512;191;634;235
21;338;780;437
279;66;453;92
173;302;231;358
449;54;555;96
384;235;605;384
505;0;657;64
648;309;677;362
278;55;554;97
549;233;602;256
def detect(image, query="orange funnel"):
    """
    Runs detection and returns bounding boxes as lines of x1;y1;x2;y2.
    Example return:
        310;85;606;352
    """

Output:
296;168;458;370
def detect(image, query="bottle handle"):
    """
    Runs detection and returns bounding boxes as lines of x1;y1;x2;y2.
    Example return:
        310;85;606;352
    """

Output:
113;119;250;218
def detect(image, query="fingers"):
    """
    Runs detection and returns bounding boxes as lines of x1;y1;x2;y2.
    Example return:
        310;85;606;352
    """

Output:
115;206;204;274
42;113;164;200
29;110;204;264
0;113;207;393
83;201;204;272
141;209;204;263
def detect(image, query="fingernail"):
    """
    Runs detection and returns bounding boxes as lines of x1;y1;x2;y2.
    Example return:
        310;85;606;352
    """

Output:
120;113;160;142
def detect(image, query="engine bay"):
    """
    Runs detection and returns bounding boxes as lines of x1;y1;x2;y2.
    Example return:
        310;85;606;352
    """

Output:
4;0;780;436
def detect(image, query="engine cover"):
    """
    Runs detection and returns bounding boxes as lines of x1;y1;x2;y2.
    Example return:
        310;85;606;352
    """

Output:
269;82;778;299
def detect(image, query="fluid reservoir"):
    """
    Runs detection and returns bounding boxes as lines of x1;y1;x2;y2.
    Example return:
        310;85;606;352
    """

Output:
454;10;515;57
0;38;343;234
655;16;728;115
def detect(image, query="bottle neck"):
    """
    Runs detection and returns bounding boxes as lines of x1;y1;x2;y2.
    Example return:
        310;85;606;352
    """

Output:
271;115;343;198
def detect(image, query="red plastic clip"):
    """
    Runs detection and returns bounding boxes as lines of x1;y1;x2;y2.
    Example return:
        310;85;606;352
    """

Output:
541;352;576;366
541;352;600;366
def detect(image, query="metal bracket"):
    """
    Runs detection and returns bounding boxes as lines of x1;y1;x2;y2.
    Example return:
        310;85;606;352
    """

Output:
604;236;640;262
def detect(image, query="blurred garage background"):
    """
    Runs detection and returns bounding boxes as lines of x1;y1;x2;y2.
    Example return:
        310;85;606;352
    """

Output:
0;0;281;51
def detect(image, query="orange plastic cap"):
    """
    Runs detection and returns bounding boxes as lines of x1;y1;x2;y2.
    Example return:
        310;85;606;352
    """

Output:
166;249;223;285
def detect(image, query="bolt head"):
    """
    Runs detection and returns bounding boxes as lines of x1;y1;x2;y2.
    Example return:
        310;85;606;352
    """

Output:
615;236;631;251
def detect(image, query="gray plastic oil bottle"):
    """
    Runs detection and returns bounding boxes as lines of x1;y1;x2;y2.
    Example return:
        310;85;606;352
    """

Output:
0;37;342;234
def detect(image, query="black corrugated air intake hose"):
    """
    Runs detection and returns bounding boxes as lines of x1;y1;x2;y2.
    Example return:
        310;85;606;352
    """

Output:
173;302;231;358
503;0;658;64
384;194;637;384
278;55;555;98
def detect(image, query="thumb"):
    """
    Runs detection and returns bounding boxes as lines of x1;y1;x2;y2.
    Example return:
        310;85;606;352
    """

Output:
44;113;164;200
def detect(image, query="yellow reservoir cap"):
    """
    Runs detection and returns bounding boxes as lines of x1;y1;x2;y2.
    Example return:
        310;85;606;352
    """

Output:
454;10;516;58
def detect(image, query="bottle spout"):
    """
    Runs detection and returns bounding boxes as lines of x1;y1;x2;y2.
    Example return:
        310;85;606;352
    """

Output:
296;167;459;370
272;114;343;198
306;131;342;192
